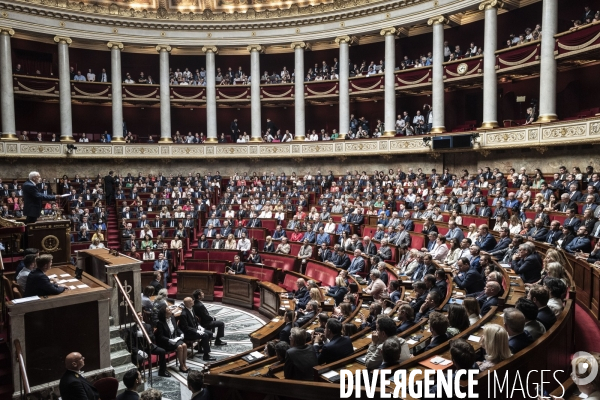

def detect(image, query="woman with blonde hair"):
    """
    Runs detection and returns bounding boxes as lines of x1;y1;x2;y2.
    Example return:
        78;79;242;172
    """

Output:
139;224;153;239
91;228;105;242
159;206;171;219
307;280;325;302
224;233;237;250
546;261;570;286
466;223;479;241
509;214;522;235
477;324;512;371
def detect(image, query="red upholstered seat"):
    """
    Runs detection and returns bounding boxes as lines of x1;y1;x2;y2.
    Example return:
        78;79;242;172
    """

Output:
191;249;238;261
281;273;298;292
409;233;425;251
362;226;377;238
247;228;267;241
140;261;154;271
305;262;338;286
184;260;228;274
93;377;118;400
261;253;299;272
245;265;276;283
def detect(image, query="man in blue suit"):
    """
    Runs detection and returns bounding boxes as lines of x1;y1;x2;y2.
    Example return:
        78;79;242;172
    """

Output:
452;257;485;295
153;253;169;288
475;224;497;251
313;318;354;365
467;281;501;316
332;248;351;270
485;227;512;258
347;249;365;275
565;226;592;254
446;221;464;242
504;308;533;354
469;245;482;273
529;285;557;331
23;171;62;223
511;243;542;283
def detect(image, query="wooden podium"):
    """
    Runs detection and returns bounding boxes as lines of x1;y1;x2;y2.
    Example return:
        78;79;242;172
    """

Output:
77;249;142;325
27;220;71;265
8;264;112;395
222;274;259;309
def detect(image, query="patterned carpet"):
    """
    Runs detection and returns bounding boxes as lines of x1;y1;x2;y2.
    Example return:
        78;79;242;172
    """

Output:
142;302;266;400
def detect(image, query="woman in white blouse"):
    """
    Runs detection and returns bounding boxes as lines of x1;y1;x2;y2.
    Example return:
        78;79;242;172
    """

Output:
143;247;155;261
224;206;236;219
508;214;522;235
174;206;185;219
159;206;171;219
493;215;508;232
450;210;463;226
466;223;479;242
259;206;273;219
431;208;444;222
224;234;237;250
139;225;154;239
324;218;336;233
170;235;183;250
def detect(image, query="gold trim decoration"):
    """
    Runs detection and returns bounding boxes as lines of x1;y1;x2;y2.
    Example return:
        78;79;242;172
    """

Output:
479;121;499;129
17;82;57;94
124;88;158;98
156;44;172;52
60;135;75;143
247;44;264;53
1;133;17;141
430;126;446;133
172;89;205;100
537;114;559;123
41;235;60;252
106;41;124;50
427;16;448;26
112;137;125;143
53;36;72;45
261;88;293;98
383;130;396;137
159;137;173;143
0;27;15;36
498;49;538;66
557;32;600;51
73;86;110;97
351;78;383;91
201;45;218;54
397;71;431;85
446;62;481;77
334;36;357;45
306;85;338;96
478;0;503;10
380;27;397;36
291;42;311;50
218;89;249;99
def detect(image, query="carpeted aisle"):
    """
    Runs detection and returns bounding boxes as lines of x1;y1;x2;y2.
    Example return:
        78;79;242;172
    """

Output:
574;304;600;353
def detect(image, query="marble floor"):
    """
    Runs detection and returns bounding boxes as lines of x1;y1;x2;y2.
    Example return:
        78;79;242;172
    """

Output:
141;302;266;400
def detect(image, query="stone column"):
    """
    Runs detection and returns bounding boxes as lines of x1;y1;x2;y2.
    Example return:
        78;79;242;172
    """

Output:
247;45;263;142
156;44;172;143
479;0;500;129
537;0;558;122
107;42;124;142
54;36;74;142
427;17;448;134
202;46;218;142
381;28;397;137
291;42;309;141
335;36;355;139
0;27;16;141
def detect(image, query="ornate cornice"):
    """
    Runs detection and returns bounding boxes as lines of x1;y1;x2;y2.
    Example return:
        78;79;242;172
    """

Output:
0;26;14;36
291;42;311;51
427;15;449;25
156;44;172;52
106;41;124;50
247;44;264;53
478;0;503;10
201;46;218;54
380;27;397;36
53;35;72;45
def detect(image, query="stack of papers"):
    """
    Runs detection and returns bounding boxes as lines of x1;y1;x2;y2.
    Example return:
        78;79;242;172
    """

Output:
321;370;340;379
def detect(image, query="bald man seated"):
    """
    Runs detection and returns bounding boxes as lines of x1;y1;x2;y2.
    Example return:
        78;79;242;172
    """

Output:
59;352;99;400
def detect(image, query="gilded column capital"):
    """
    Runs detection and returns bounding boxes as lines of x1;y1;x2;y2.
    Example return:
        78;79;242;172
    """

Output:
247;44;263;53
53;36;72;45
427;16;449;26
156;44;172;53
335;35;357;45
107;41;124;50
202;45;218;54
0;27;15;36
380;27;397;36
291;41;311;51
479;0;503;10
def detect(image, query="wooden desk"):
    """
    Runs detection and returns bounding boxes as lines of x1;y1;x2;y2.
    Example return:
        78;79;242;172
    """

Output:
77;248;142;325
176;271;216;300
222;274;259;309
257;281;287;319
8;265;111;394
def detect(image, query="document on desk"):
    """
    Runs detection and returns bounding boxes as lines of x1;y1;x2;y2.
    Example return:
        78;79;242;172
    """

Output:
12;296;41;304
77;284;89;289
322;370;340;379
48;274;58;279
60;274;71;277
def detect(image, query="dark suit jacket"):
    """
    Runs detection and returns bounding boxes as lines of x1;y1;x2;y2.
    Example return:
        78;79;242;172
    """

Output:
279;322;292;343
284;345;318;381
193;299;216;327
536;306;556;331
396;319;415;333
230;262;246;275
23;180;55;218
315;335;354;365
178;307;204;339
453;269;485;294
512;254;543;283
155;316;183;348
423;333;449;353
508;331;534;354
479;295;499;316
23;269;66;297
326;285;348;305
59;370;99;400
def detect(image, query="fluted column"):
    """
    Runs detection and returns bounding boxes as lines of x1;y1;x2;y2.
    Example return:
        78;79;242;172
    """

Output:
108;42;124;142
381;28;397;137
336;36;355;139
537;0;558;122
202;46;218;142
427;17;447;134
479;1;501;129
0;27;16;141
156;44;172;143
248;45;263;142
54;36;74;142
291;42;309;141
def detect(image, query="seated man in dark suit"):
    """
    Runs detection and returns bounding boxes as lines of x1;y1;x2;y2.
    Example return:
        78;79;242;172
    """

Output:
149;271;163;295
284;327;318;381
511;243;542;283
466;281;501;316
279;310;294;344
313;318;354;365
192;289;227;346
296;300;319;326
24;254;69;297
434;269;448;296
178;297;215;361
294;278;311;309
564;226;592;254
415;290;443;321
452;257;485;295
116;369;141;400
528;285;557;331
227;255;246;275
417;311;449;354
395;304;416;333
504;308;534;354
59;352;100;400
187;370;210;400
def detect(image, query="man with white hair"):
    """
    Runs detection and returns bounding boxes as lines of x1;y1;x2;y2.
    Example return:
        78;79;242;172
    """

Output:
24;171;64;223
